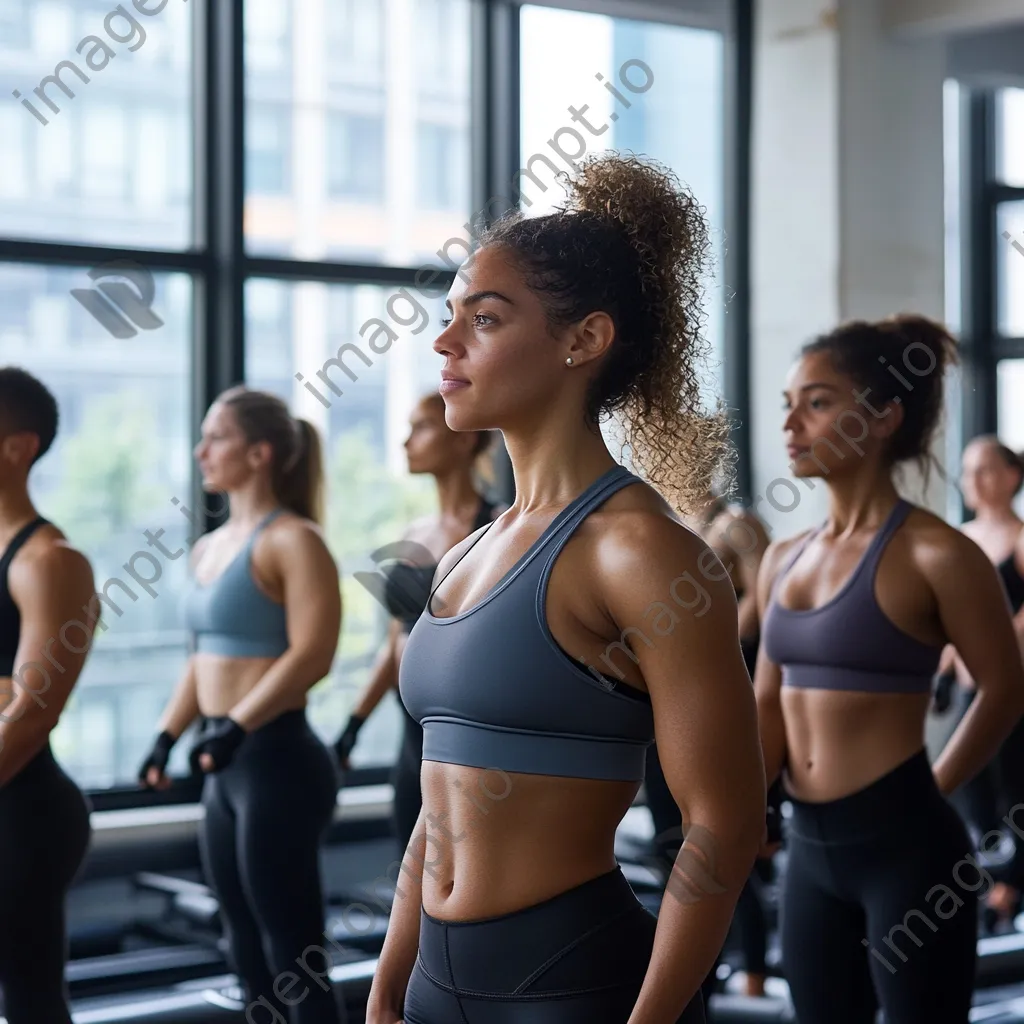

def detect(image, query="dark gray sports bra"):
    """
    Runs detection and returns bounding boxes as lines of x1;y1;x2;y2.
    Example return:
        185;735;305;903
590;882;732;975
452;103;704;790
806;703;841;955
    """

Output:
761;500;942;694
398;466;654;782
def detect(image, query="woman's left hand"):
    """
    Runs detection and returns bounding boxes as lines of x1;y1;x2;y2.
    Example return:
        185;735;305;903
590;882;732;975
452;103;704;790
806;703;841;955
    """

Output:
189;718;246;773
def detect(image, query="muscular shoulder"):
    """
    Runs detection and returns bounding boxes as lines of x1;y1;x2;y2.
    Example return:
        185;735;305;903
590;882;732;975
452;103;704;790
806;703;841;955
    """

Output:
8;525;94;606
262;512;333;560
575;481;736;618
900;504;990;582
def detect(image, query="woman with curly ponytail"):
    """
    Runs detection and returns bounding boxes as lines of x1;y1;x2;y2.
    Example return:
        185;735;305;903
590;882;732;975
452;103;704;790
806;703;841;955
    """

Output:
366;154;766;1024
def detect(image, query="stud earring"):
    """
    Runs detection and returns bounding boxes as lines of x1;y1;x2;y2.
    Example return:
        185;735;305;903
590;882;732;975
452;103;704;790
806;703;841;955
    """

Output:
565;356;574;366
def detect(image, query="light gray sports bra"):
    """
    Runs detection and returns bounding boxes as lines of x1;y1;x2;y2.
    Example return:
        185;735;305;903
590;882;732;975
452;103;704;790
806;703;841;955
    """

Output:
182;509;289;658
398;466;655;782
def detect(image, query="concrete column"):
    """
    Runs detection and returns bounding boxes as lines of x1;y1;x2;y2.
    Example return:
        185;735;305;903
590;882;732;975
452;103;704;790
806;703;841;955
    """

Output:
750;0;949;539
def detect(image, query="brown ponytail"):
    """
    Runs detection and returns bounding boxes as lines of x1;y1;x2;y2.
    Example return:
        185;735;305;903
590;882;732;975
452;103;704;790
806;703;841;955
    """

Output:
219;387;325;523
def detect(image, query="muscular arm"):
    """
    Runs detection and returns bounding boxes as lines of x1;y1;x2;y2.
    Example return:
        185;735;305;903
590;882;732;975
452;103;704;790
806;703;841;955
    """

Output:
753;540;793;790
156;657;201;740
0;539;96;787
229;524;342;732
929;531;1024;795
366;807;428;1021
596;514;765;1024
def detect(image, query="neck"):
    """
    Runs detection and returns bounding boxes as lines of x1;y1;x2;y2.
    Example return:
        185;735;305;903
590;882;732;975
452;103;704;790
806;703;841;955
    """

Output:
0;483;37;540
502;414;616;515
224;479;281;528
822;469;902;535
972;503;1020;526
433;465;482;521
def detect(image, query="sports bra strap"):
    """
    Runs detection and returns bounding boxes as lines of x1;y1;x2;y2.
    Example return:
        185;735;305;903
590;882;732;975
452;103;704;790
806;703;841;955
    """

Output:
771;499;912;597
0;517;48;576
427;522;496;607
246;508;285;547
770;527;821;598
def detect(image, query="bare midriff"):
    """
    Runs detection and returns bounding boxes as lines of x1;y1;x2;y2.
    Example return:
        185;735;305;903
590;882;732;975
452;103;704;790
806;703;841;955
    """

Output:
194;654;306;718
781;687;932;802
418;760;640;921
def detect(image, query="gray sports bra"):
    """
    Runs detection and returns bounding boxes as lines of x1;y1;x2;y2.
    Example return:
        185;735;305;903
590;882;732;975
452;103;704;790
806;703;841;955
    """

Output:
183;509;289;658
398;466;655;782
761;500;942;694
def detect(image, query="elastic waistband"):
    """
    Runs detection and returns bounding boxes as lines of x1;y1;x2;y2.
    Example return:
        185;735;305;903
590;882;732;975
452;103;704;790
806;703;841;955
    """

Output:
422;866;634;930
421;719;649;782
788;749;939;843
416;867;649;999
782;664;933;695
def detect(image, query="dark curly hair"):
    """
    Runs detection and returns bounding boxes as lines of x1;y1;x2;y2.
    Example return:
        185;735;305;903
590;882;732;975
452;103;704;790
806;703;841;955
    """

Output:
802;314;958;476
479;152;728;514
0;366;59;464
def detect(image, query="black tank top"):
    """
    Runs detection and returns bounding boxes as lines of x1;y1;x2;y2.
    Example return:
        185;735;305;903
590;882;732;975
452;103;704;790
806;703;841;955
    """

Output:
0;517;49;676
998;553;1024;614
383;499;498;634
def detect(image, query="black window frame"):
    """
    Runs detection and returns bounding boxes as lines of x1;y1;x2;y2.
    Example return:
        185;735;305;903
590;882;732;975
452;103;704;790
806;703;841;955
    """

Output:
959;87;1024;452
0;0;753;813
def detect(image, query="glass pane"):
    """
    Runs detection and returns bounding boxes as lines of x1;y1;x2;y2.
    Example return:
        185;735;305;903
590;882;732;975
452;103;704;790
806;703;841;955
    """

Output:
997;87;1024;188
0;0;193;248
519;6;725;396
0;262;193;788
244;0;474;266
997;360;1024;518
246;278;447;765
998;202;1024;337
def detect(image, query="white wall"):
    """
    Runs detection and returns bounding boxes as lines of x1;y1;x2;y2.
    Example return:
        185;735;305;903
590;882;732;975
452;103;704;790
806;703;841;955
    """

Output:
749;0;838;539
750;0;948;538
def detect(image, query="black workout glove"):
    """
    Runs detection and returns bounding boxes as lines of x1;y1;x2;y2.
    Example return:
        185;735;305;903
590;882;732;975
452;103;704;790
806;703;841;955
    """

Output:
138;731;177;786
188;718;247;774
334;714;366;766
933;670;957;714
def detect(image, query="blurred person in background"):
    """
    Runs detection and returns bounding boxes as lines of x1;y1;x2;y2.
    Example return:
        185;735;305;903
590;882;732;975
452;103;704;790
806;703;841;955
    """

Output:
334;390;502;852
941;435;1024;927
138;386;343;1024
0;367;97;1024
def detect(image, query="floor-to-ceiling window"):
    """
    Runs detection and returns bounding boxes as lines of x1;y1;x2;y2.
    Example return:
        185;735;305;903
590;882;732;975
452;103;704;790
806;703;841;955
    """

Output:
957;85;1024;516
0;0;742;802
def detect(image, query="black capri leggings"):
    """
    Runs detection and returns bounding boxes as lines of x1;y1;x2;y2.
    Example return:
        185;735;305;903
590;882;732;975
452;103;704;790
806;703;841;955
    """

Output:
782;750;978;1024
198;711;342;1024
404;866;706;1023
0;745;91;1024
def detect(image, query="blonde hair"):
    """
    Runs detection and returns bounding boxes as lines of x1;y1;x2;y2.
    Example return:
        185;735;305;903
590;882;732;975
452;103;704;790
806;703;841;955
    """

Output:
219;386;325;522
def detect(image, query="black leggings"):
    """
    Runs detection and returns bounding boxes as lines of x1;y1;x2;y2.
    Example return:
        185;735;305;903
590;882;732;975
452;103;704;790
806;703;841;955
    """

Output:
404;867;706;1023
782;750;978;1024
391;704;423;852
199;711;341;1024
0;746;91;1024
952;686;1024;890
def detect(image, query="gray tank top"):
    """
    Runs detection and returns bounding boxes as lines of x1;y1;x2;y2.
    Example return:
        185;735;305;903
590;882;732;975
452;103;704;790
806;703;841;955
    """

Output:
398;466;655;782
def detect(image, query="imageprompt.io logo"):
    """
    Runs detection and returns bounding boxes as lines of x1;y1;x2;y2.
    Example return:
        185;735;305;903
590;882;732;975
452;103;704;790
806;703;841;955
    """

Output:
71;260;164;339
